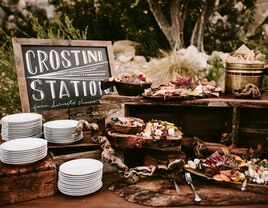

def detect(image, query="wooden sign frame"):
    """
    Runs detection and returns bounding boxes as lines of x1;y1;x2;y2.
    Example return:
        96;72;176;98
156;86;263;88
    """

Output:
12;38;115;112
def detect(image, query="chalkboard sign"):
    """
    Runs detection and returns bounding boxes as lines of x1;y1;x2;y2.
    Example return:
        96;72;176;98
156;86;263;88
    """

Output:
12;38;114;112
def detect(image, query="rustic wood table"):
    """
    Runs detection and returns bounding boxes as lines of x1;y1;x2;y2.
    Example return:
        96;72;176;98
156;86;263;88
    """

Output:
2;172;268;208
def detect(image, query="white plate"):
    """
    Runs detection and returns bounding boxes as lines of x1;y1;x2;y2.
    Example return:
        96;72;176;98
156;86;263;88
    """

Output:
1;113;42;123
0;138;47;151
1;149;47;158
58;177;102;186
59;169;102;179
59;158;103;176
58;182;102;196
2;120;43;129
1;153;47;162
58;181;102;192
46;136;83;145
1;153;47;165
3;130;42;137
58;180;102;189
1;133;43;142
58;173;102;183
1;148;47;157
0;146;47;154
43;120;78;129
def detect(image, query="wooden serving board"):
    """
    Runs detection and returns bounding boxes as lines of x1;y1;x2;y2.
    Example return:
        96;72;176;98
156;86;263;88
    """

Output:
109;176;268;207
142;94;216;101
106;130;182;149
185;168;268;195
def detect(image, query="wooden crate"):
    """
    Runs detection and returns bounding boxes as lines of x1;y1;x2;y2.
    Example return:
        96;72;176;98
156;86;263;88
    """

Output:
0;156;57;205
48;131;102;169
49;145;102;169
238;108;268;148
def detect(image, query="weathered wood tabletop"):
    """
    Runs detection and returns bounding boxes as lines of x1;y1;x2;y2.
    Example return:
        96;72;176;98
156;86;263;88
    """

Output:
2;172;268;208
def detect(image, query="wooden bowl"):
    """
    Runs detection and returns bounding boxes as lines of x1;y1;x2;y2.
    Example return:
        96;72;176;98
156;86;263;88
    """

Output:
110;117;145;134
115;82;152;96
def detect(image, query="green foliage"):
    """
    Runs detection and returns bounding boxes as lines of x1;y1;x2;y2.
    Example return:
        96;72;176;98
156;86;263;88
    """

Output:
0;33;21;117
206;55;225;82
31;16;88;40
204;0;257;53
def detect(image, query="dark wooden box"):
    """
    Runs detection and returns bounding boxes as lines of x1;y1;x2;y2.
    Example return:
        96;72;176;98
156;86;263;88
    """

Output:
0;156;57;205
238;108;268;148
49;145;102;169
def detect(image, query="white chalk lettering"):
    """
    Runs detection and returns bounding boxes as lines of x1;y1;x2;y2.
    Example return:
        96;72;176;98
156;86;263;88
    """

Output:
37;50;49;73
82;81;87;96
45;80;57;99
59;81;70;98
30;79;45;101
25;49;105;74
61;50;71;68
89;81;97;96
25;50;37;75
82;50;88;64
70;50;81;66
49;50;60;70
70;81;80;97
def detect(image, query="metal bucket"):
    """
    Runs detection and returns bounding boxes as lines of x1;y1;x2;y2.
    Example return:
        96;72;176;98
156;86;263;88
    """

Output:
225;63;265;94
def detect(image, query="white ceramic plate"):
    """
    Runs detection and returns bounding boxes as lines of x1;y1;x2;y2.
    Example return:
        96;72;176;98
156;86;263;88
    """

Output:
58;180;102;189
1;133;43;142
59;169;102;179
59;158;103;176
58;182;102;196
0;138;47;151
43;120;78;129
1;113;42;124
1;153;47;165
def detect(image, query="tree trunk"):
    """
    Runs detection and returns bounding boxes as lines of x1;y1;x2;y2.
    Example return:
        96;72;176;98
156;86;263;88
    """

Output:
147;0;184;50
190;0;217;52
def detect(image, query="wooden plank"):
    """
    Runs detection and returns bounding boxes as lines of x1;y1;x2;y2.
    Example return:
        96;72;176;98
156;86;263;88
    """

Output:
103;94;268;108
12;38;30;112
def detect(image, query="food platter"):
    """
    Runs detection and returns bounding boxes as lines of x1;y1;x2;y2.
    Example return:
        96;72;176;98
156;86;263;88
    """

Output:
142;94;212;101
109;117;145;134
185;167;268;195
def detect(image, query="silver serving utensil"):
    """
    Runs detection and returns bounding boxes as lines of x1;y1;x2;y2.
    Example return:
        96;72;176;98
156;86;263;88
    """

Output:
241;178;247;191
173;180;181;194
185;172;202;202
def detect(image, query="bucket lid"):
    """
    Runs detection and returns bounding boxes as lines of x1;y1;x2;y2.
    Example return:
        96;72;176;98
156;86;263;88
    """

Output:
226;62;265;70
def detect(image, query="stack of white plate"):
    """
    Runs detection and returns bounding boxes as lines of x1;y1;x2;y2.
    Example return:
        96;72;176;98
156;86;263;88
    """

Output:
1;113;42;141
58;158;103;196
0;137;47;165
43;120;82;144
